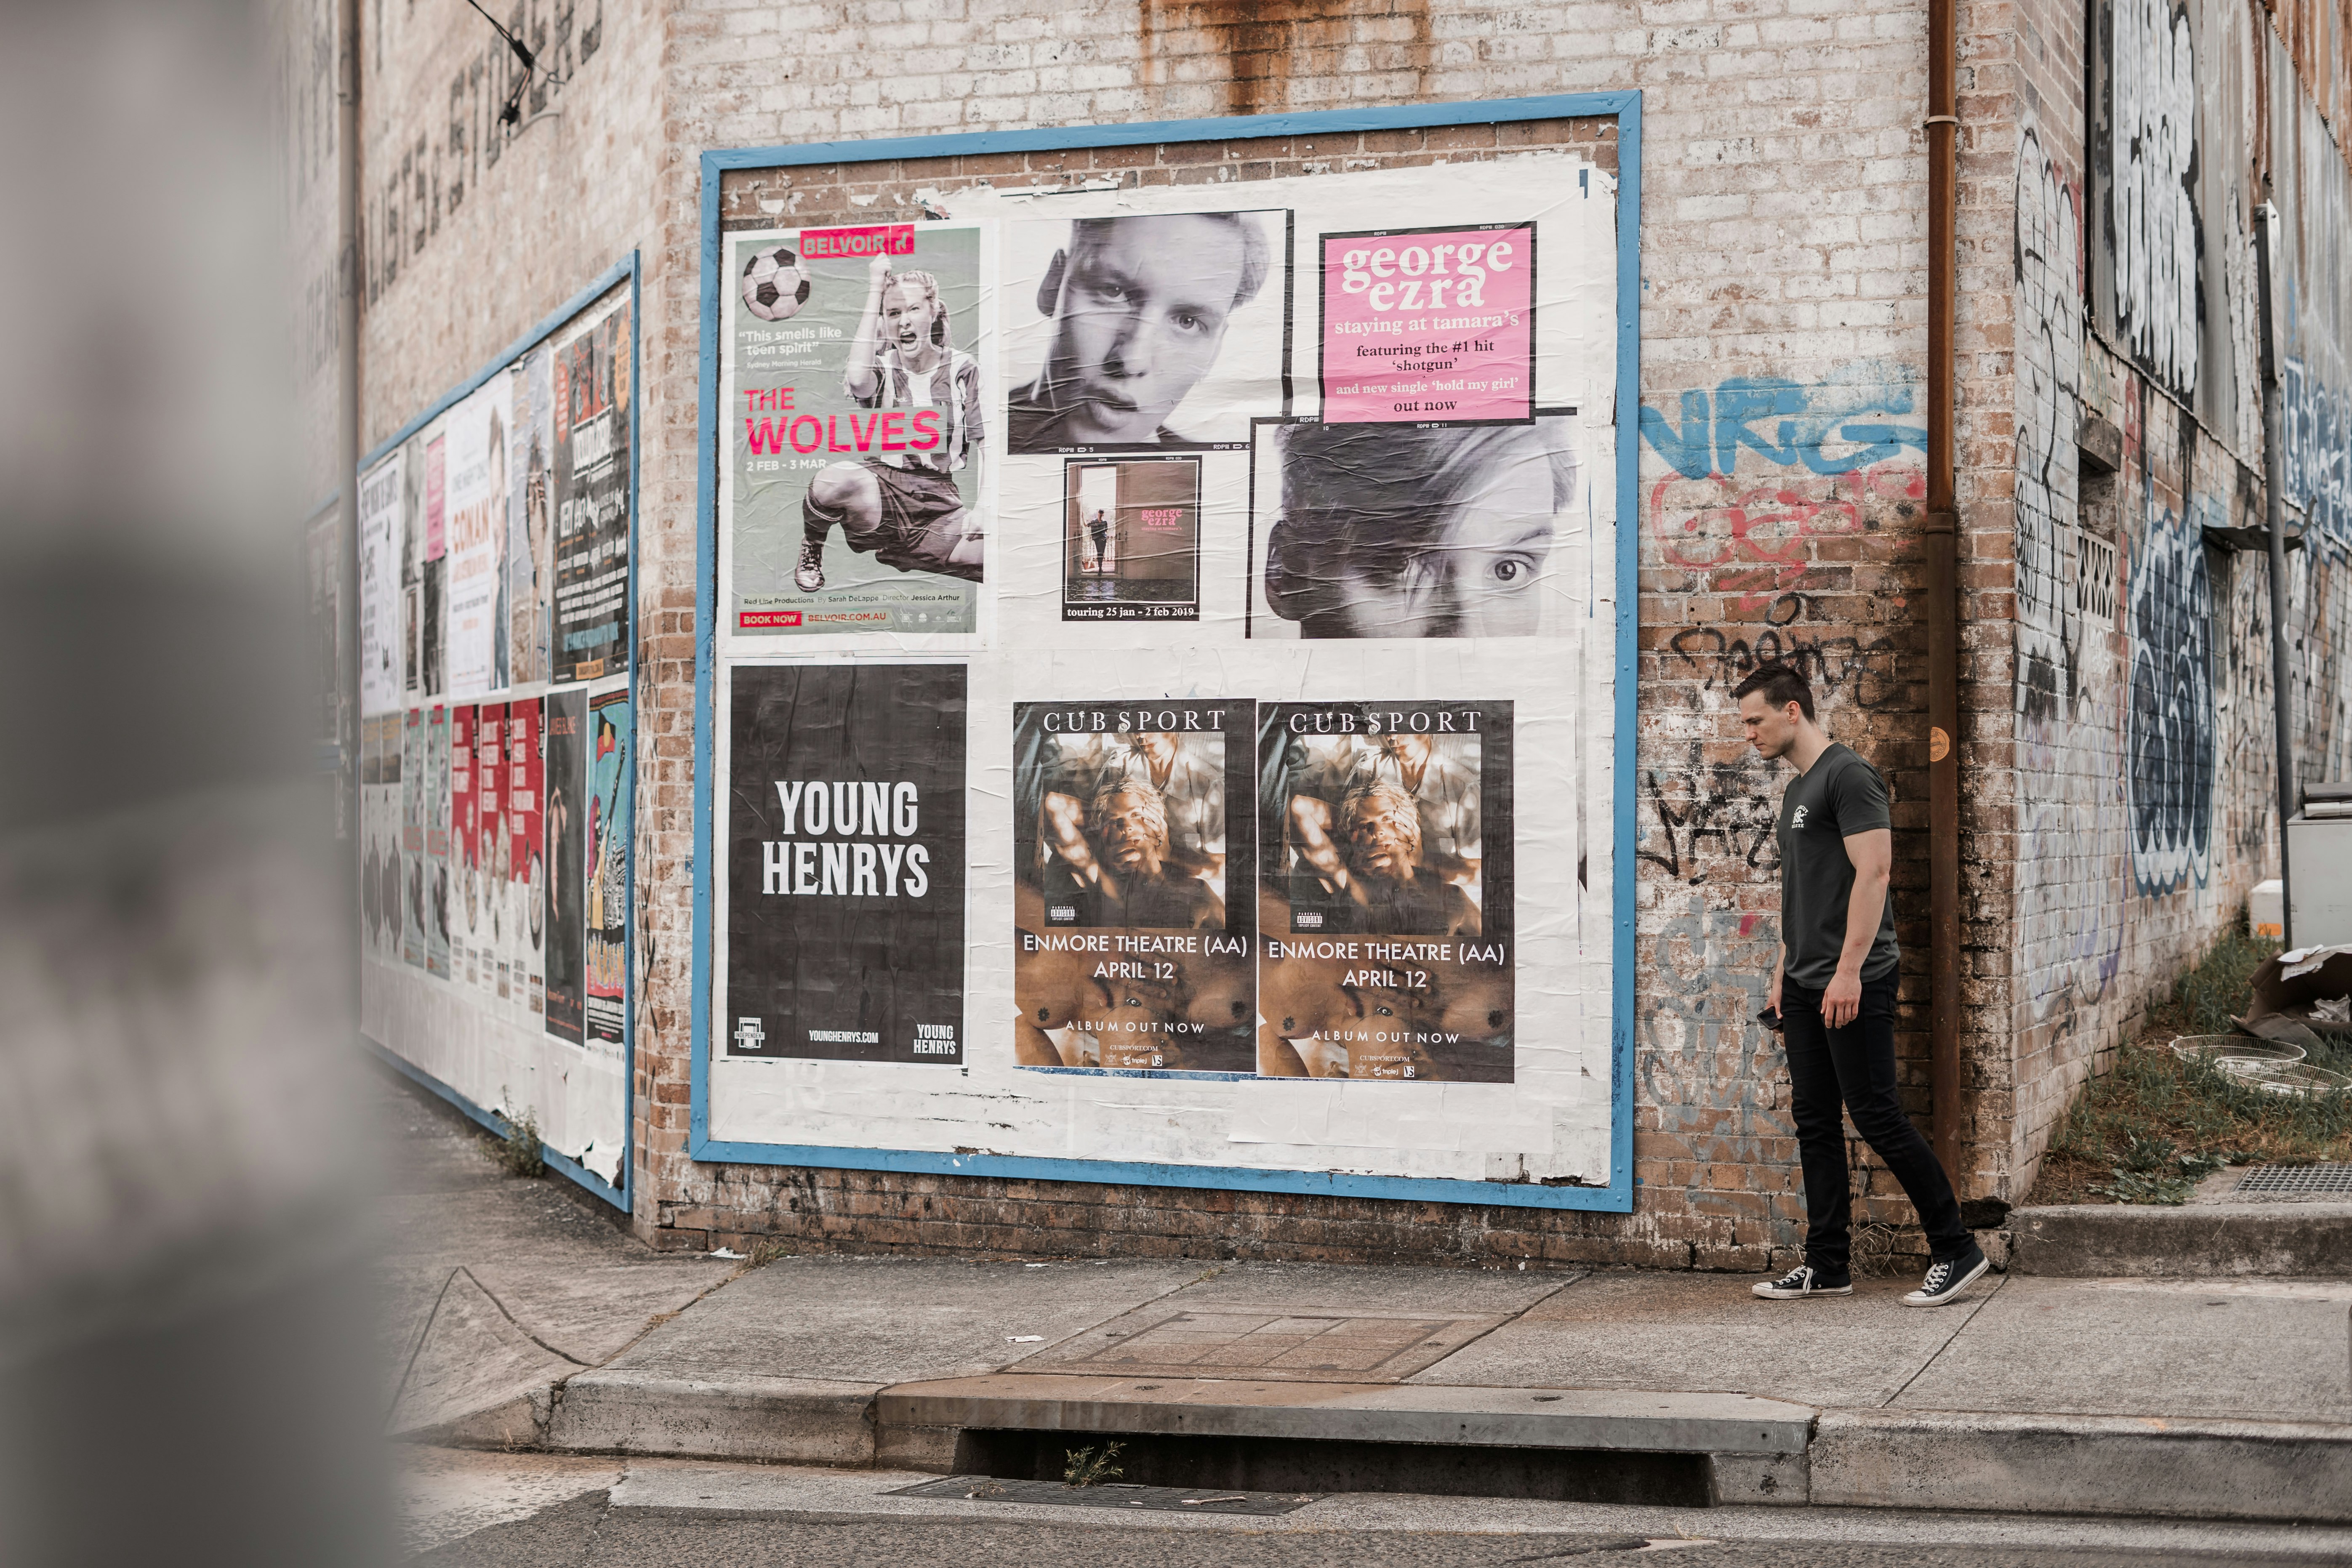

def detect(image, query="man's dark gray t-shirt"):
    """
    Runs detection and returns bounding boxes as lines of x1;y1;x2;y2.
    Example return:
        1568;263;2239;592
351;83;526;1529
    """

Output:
1775;742;1898;988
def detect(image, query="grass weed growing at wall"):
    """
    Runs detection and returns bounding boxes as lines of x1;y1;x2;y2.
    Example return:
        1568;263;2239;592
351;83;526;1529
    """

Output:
2029;919;2352;1204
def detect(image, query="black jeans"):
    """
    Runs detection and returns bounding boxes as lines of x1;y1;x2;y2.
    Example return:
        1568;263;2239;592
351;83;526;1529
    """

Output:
1781;972;1971;1273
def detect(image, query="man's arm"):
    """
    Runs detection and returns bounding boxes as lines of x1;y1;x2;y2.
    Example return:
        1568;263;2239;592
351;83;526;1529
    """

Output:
1822;827;1891;1028
842;254;892;402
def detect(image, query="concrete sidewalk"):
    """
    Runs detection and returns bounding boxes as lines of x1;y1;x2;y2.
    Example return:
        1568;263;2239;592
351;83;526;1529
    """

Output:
375;1071;2352;1523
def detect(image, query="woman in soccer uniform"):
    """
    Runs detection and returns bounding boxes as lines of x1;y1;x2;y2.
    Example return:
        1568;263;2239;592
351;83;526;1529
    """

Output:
796;254;986;590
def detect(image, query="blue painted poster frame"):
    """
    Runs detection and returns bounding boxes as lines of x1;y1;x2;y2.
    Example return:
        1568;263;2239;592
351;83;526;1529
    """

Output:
691;94;1641;1212
357;251;642;1214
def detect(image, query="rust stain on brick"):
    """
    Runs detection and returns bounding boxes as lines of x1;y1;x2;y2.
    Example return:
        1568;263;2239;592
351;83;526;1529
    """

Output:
1140;0;1431;119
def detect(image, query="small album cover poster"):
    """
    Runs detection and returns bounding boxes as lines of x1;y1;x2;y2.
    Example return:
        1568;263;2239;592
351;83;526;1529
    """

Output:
401;707;426;969
1247;412;1581;639
425;704;452;979
474;703;508;999
729;224;982;638
727;663;967;1064
450;704;479;988
1060;458;1201;622
1012;703;1255;1073
583;689;632;1046
542;688;587;1043
1002;208;1288;452
1255;702;1513;1082
506;697;546;1019
1318;223;1534;425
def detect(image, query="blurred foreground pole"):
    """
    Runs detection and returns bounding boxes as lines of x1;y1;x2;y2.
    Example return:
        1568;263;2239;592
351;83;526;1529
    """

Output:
0;3;390;1563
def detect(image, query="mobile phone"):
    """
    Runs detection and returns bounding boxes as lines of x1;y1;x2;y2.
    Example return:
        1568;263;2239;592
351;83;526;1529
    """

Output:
1755;1006;1784;1033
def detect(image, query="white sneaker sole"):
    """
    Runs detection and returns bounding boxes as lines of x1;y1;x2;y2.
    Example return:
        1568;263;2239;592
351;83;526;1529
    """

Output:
1751;1282;1853;1299
794;567;825;592
1902;1254;1991;1307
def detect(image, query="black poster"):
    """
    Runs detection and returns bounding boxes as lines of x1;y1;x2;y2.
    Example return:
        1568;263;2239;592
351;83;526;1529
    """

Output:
1012;701;1254;1072
1255;701;1513;1082
542;687;587;1044
727;663;967;1064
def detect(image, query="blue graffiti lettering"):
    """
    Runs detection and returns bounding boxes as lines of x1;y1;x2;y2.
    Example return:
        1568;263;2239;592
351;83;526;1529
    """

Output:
1639;360;1929;479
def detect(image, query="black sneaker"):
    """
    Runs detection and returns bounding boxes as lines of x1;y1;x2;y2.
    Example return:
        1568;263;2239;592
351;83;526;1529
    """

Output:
1903;1244;1991;1307
1752;1264;1853;1299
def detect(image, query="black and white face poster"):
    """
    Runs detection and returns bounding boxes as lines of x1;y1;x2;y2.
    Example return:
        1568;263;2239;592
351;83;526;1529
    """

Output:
1012;702;1255;1073
727;663;966;1064
542;687;587;1044
1255;702;1513;1081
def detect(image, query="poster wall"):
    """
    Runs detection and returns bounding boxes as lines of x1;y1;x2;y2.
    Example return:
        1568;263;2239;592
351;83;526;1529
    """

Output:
356;269;638;1200
704;130;1629;1202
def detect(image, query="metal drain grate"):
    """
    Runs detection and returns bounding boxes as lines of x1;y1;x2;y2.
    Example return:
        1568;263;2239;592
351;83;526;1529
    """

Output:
890;1475;1318;1516
2235;1163;2352;1194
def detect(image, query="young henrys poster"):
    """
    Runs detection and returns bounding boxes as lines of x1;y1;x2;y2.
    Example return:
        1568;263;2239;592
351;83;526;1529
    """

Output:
584;689;631;1045
445;380;511;698
723;223;984;638
726;663;967;1063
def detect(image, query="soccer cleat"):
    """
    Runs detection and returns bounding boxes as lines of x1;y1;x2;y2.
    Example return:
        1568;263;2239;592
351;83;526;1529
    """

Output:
794;537;826;592
1752;1264;1853;1300
1903;1245;1991;1307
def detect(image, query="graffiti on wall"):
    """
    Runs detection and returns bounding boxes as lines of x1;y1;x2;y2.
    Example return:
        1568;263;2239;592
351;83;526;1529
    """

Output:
2104;0;2200;399
2285;360;2352;546
1639;361;1926;481
2016;121;2085;724
2126;497;2216;893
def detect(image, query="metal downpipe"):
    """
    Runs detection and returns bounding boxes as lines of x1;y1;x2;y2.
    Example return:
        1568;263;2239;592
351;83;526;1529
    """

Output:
1926;0;1963;1181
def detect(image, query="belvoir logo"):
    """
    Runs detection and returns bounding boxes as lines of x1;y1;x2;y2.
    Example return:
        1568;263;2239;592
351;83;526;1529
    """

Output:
734;1017;765;1052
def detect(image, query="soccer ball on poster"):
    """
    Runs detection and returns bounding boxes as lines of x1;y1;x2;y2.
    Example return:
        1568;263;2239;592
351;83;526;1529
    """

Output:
740;245;812;322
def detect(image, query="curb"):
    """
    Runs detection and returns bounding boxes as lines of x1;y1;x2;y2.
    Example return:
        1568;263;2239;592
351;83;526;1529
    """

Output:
2009;1202;2352;1277
1811;1408;2352;1523
548;1371;883;1465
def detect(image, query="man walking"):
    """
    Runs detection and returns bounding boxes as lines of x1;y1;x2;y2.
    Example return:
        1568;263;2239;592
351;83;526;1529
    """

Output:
1734;663;1989;1307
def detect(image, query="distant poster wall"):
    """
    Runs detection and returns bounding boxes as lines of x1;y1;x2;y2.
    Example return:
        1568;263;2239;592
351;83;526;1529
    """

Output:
703;146;1623;1198
356;269;637;1199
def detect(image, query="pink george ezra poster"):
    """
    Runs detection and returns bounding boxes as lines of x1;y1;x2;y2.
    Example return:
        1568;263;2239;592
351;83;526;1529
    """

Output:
1318;223;1534;425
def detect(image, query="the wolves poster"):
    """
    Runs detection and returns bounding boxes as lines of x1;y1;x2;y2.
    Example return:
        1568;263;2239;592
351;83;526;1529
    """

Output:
1256;702;1513;1081
509;347;556;687
1012;703;1254;1073
426;703;452;979
1060;458;1201;622
360;451;402;715
584;689;631;1046
362;713;402;963
401;707;426;968
727;224;983;638
543;688;586;1042
727;663;966;1063
1003;209;1287;451
445;378;511;698
553;301;631;682
506;696;546;1020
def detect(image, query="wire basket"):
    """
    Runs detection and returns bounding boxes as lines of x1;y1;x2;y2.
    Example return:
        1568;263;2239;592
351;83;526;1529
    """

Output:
2230;1060;2352;1099
2169;1034;2305;1069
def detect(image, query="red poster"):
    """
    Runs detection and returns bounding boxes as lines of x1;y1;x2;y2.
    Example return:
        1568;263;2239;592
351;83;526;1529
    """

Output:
507;698;543;880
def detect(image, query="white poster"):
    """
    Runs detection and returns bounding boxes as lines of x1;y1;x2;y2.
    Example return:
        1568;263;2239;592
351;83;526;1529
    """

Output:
709;154;1622;1189
359;451;403;715
444;377;512;699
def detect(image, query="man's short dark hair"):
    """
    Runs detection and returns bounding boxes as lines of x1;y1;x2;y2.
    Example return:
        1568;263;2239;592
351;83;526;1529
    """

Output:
1732;662;1816;721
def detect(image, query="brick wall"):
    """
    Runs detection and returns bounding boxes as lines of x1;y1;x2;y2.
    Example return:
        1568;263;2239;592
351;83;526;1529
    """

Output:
338;0;2352;1267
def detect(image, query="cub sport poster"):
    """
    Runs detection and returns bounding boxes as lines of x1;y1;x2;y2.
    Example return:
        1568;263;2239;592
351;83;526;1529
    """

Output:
727;663;967;1063
1012;702;1255;1074
724;223;984;637
1257;701;1515;1081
